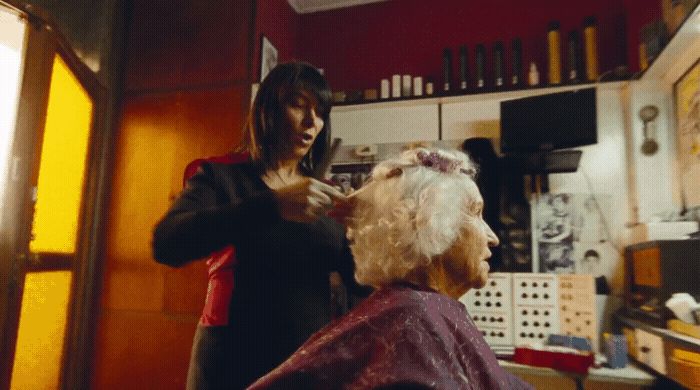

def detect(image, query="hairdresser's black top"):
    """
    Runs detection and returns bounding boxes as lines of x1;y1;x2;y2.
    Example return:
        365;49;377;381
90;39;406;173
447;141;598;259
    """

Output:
152;161;361;388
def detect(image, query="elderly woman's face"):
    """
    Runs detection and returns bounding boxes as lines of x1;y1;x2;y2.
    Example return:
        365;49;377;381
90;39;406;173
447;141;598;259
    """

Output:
443;181;499;293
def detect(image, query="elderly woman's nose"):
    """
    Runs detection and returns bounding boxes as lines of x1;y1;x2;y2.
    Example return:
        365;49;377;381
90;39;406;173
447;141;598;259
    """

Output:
486;224;499;246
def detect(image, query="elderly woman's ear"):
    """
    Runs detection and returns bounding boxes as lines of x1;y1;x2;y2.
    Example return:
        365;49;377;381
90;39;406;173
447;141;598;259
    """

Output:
385;167;403;179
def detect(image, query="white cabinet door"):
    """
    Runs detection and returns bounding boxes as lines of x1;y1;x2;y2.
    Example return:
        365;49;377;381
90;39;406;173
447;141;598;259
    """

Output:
331;104;439;146
442;98;502;143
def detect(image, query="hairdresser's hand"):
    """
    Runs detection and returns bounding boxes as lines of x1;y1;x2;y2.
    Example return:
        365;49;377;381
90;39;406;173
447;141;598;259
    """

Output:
327;197;356;227
274;178;347;223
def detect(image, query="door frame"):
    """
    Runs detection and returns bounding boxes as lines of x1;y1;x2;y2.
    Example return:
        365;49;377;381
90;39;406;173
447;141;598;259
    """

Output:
0;2;111;389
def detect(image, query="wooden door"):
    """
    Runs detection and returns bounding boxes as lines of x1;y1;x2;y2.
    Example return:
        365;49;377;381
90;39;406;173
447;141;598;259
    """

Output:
93;87;246;389
91;0;254;387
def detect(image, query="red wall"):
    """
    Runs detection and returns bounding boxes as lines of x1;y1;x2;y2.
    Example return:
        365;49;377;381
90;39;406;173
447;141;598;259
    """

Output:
294;0;661;92
253;0;300;82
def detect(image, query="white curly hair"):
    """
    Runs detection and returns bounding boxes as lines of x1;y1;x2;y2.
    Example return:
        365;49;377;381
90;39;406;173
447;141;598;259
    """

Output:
347;147;481;288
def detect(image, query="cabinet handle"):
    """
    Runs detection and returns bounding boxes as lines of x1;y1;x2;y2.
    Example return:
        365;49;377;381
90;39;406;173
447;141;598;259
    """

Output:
640;346;650;353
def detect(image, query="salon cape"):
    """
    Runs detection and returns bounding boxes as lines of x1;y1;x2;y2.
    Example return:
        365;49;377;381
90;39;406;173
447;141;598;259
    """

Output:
248;283;533;390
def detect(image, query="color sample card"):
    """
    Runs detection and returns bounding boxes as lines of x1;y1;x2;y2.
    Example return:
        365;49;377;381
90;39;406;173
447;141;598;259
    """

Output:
462;273;599;350
512;273;560;346
460;273;514;346
559;274;598;351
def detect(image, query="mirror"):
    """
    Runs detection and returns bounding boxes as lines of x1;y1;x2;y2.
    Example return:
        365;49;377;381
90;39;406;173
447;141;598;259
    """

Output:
639;105;659;155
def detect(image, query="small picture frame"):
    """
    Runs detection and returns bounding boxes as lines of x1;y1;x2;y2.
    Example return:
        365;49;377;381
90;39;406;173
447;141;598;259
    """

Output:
260;35;278;82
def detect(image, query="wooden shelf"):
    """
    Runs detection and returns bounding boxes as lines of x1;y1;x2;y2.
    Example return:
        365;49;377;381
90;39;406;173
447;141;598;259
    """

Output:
637;2;700;84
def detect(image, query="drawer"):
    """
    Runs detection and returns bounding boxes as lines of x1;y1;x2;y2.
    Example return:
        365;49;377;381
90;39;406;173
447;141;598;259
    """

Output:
635;329;667;375
623;327;638;359
671;349;700;390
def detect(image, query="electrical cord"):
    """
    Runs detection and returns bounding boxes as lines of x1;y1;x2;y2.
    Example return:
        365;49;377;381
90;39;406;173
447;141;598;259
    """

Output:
580;168;623;256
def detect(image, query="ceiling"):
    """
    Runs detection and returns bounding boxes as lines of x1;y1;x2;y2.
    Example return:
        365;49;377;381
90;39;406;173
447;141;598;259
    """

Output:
287;0;388;14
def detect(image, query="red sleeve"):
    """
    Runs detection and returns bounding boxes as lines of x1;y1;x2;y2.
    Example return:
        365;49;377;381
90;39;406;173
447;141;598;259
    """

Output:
183;152;249;187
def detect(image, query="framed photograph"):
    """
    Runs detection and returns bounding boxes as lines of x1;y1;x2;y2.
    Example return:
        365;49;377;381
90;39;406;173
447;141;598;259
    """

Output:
531;193;614;293
260;35;278;82
674;57;700;207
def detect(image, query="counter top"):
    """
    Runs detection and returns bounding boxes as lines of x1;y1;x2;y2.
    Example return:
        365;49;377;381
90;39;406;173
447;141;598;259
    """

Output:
499;359;656;386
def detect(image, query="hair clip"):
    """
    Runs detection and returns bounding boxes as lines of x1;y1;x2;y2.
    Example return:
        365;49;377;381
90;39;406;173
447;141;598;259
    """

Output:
459;167;476;177
416;150;468;175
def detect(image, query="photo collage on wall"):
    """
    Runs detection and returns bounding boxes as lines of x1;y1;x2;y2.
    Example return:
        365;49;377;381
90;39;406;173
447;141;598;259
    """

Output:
532;193;613;294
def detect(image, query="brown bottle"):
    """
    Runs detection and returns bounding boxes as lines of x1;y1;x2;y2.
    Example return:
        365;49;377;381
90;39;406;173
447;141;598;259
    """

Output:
583;16;599;81
547;21;562;84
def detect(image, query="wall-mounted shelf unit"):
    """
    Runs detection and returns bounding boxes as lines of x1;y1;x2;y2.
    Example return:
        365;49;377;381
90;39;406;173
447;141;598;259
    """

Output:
330;81;626;146
332;80;621;112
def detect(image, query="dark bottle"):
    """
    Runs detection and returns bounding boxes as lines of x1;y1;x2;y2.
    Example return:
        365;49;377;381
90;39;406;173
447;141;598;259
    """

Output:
567;30;582;83
459;45;469;90
443;48;452;92
511;38;523;87
493;41;504;88
475;44;486;89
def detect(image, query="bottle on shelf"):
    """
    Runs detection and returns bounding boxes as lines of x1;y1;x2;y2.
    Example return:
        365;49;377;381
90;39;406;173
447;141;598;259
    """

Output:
493;41;505;88
443;48;452;92
459;45;469;90
402;74;412;97
511;38;523;87
567;30;581;83
380;79;390;99
547;21;562;85
391;74;401;98
528;62;540;86
476;44;486;89
413;76;423;96
583;16;599;82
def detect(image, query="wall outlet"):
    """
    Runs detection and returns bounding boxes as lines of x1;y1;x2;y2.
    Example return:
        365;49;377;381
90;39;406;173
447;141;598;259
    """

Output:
559;274;598;351
460;273;514;346
512;273;560;346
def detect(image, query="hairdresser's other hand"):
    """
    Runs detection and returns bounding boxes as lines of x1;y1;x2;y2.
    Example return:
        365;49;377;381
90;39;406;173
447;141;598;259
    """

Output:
274;178;346;223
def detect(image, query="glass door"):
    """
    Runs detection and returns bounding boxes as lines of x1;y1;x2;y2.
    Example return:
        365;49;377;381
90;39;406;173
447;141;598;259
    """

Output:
0;3;101;389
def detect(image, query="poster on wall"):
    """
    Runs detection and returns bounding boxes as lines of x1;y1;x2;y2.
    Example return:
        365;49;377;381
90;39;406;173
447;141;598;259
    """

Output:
532;193;613;294
675;57;700;207
260;35;278;82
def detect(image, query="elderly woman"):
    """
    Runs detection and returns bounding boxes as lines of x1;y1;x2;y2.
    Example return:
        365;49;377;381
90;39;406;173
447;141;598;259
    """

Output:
248;148;533;389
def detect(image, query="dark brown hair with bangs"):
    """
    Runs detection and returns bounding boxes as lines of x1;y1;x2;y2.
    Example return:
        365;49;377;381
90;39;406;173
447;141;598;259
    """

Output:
239;61;332;175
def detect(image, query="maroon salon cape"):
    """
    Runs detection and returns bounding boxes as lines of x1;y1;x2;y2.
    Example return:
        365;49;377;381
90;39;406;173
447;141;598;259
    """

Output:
248;284;532;389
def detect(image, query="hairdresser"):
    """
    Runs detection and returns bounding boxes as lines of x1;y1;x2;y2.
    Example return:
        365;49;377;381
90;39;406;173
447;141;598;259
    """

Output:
152;61;365;389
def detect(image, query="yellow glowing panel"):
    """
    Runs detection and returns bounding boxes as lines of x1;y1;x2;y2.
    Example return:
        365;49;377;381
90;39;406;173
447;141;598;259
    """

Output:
30;55;93;254
10;271;72;390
